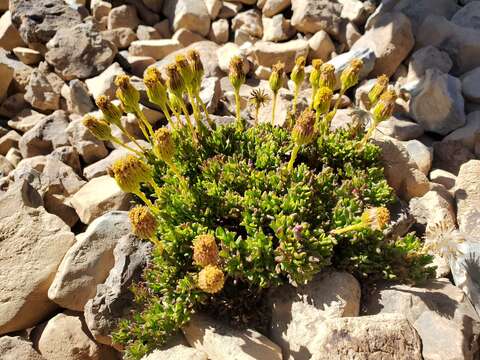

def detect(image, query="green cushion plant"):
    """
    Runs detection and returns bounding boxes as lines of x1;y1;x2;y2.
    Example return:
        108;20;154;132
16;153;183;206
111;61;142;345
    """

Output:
83;51;434;359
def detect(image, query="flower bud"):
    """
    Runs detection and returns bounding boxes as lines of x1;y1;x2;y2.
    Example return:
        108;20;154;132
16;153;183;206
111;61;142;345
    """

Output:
115;74;140;113
129;206;157;240
166;63;185;98
269;62;285;94
340;58;363;92
144;67;168;107
291;56;306;86
153;127;175;163
361;207;390;231
228;56;246;91
175;54;194;88
313;87;333;115
82;115;112;141
95;95;123;127
318;63;336;91
371;89;397;123
309;59;324;88
193;234;219;267
110;154;152;194
292;109;316;146
198;265;224;294
187;49;204;88
368;75;389;106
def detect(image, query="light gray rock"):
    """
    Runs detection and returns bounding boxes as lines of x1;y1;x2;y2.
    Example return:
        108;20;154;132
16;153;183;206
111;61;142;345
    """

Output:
455;160;480;237
200;77;221;114
142;345;207;360
376;117;424;141
66;118;108;165
404;139;433;175
129;39;182;60
406;46;453;82
430;169;456;190
136;25;161;41
8;109;45;133
452;1;480;30
262;14;295;42
108;4;140;30
291;0;343;38
24;68;61;112
204;0;222;19
433;140;475;175
49;145;82;175
409;187;456;231
327;48;376;90
0;181;75;335
232;9;263;38
208;19;229;44
172;28;206;47
61;80;95;115
162;0;211;36
461;67;480;103
444;111;480;151
253;39;309;72
0;336;45;360
307;30;335;62
85;62;124;99
261;0;291;17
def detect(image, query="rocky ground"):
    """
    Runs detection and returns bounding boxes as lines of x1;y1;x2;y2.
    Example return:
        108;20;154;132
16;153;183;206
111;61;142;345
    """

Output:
0;0;479;359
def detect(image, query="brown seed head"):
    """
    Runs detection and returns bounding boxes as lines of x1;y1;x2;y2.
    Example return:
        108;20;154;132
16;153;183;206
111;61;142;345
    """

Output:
193;234;219;267
129;206;157;239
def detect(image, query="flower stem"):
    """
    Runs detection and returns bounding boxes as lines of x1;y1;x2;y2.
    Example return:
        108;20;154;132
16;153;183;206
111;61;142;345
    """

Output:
234;88;243;129
287;144;300;172
160;104;175;130
271;92;278;126
292;85;299;116
331;222;365;235
110;137;144;157
310;85;318;109
135;108;155;140
117;123;147;153
195;92;214;130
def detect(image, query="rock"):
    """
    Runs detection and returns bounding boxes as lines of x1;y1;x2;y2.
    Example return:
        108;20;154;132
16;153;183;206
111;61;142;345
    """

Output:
351;12;414;77
407;69;465;136
327;47;376;90
0;155;14;176
234;28;258;46
461;67;480;103
376;117;424;141
433;140;475;175
127;55;156;77
172;29;206;47
5;147;22;167
404;140;432;175
129;39;182;60
85;62;124;99
373;136;430;200
0;130;21;156
0;181;75;335
452;1;480;30
430;169;456;190
61;80;94;115
232;9;263;38
45;21;117;81
409;187;456;231
24;68;62;111
101;27;137;49
69;175;133;224
162;0;211;36
0;93;28;118
82;147;130;180
50;145;82;175
0;336;45;360
0;11;25;51
19;110;70;159
8;109;45;133
218;2;243;19
92;1;112;20
66;118;108;165
48;211;130;311
84;234;152;347
268;271;360;359
142;345;207;360
183;314;282;360
13;47;42;66
208;19;229;44
153;19;171;38
261;0;291;17
307;30;335;62
136;25;161;41
108;4;140;30
406;46;453;82
0;50;16;103
32;312;118;360
310;314;422;360
291;0;343;38
364;278;480;360
338;0;372;26
10;0;82;45
142;0;164;13
217;42;249;74
444;111;480;151
205;0;222;19
200;77;221;114
455;160;480;236
253;39;309;72
262;14;295;43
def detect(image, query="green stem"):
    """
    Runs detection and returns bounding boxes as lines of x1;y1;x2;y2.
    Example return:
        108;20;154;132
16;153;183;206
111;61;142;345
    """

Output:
160;104;175;130
110;137;144;157
148;179;162;199
188;88;208;136
234;88;242;129
135;108;155;140
178;98;198;144
195;92;214;130
168;161;188;190
117;123;147;153
331;222;366;235
310;85;318;109
292;85;299;116
271;92;278;126
287;144;300;172
254;105;259;126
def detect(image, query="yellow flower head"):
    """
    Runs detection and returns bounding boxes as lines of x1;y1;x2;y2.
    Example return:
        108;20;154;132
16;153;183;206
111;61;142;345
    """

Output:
368;75;389;106
193;234;219;267
175;54;194;87
340;58;363;92
291;56;306;86
269;61;285;94
318;63;336;91
372;89;397;124
153;127;175;163
82;115;112;141
166;63;185;97
115;74;140;113
361;207;390;231
187;49;204;88
129;206;157;240
313;86;333;115
198;265;224;294
143;67;168;107
95;95;123;127
228;56;246;91
309;59;324;88
292;108;316;146
111;154;152;194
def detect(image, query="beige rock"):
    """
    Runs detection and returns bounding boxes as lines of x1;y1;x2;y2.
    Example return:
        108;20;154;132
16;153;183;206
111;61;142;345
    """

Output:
0;181;75;335
0;154;14;176
253;39;309;72
217;42;249;74
406;46;453;83
82;147;130;180
32;312;117;360
92;0;112;20
5;147;22;166
8;109;45;133
430;169;456;190
24;68;61;111
162;0;211;36
136;25;161;41
308;30;335;61
183;314;282;360
444;111;480;151
142;345;207;360
127;55;156;77
108;4;140;30
262;14;295;42
0;336;45;360
291;0;343;38
50;145;82;175
232;9;263;38
0;130;21;156
409;187;456;230
69;175;133;224
101;27;137;49
85;62;124;99
261;0;291;17
218;1;243;19
404;139;432;175
13;47;42;65
129;39;182;60
208;19;229;44
229;0;255;4
455;160;480;236
61;80;94;115
234;28;258;46
205;0;222;19
172;29;206;47
0;11;25;51
153;19;171;38
0;92;27;118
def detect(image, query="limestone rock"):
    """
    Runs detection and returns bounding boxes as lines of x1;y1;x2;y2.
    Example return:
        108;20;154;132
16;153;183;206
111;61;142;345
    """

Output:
49;145;82;175
433;140;475;175
129;39;182;60
327;47;376;90
66;118;108;165
0;181;75;335
0;11;25;51
375;117;424;141
108;4;140;30
261;0;291;17
69;175;133;224
199;77;221;114
253;39;309;72
85;62;124;99
172;29;206;47
0;155;14;177
409;187;456;231
308;30;335;62
291;0;343;38
0;49;17;102
162;0;211;36
136;25;161;41
142;345;207;360
61;80;95;115
455;160;480;236
208;19;229;44
232;9;263;38
205;0;222;19
430;169;457;190
183;314;282;360
407;46;453;82
0;130;21;156
101;27;137;50
84;234;152;347
13;47;42;66
268;271;360;360
461;66;480;103
444;111;480;151
404;139;432;175
0;336;45;360
83;147;132;180
24;68;61;111
5;147;22;167
452;1;480;30
262;14;295;43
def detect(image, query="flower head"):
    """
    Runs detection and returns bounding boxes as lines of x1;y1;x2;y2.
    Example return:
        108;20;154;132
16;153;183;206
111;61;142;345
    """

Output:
361;207;390;231
198;265;224;294
371;89;397;123
193;234;219;267
187;49;204;88
309;59;324;88
340;58;363;92
229;56;246;91
269;62;285;94
166;63;185;97
175;54;194;88
291;56;306;87
110;154;152;194
424;221;465;260
153;127;175;163
249;88;270;108
95;95;123;127
129;206;157;240
82;115;112;141
368;75;389;107
318;63;336;91
115;74;140;113
143;67;168;107
292;109;316;146
313;87;333;115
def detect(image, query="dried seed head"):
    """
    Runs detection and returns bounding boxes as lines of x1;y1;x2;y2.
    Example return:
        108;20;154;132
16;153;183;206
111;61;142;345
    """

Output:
313;86;333;115
249;88;270;108
193;234;219;267
153;127;175;163
361;207;390;231
309;59;324;88
371;89;397;123
198;265;224;294
292;108;316;146
291;56;306;86
318;63;336;91
166;63;185;97
129;206;157;240
187;49;204;86
424;221;465;260
82;115;112;141
115;74;140;113
144;67;168;107
175;54;194;87
368;75;389;106
229;56;246;91
95;95;123;127
111;154;152;194
269;62;285;94
340;58;363;92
